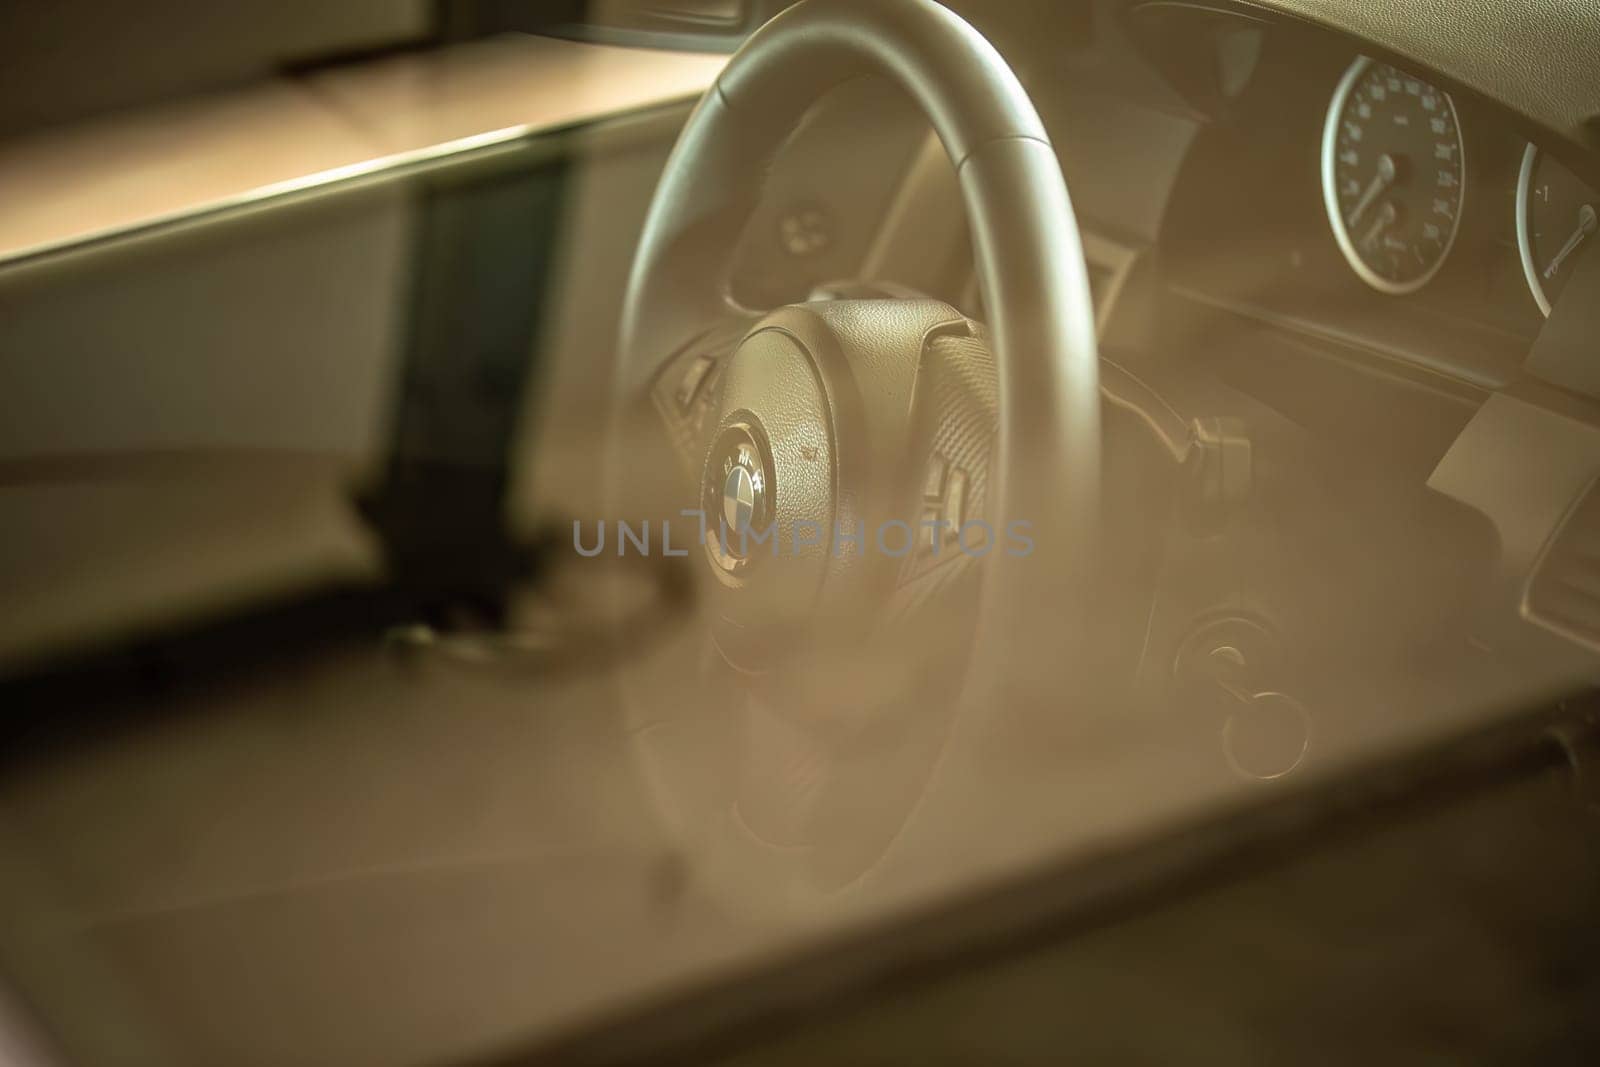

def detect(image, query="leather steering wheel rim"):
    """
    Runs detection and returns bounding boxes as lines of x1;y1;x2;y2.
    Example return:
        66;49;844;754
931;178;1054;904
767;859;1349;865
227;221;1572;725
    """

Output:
614;0;1101;897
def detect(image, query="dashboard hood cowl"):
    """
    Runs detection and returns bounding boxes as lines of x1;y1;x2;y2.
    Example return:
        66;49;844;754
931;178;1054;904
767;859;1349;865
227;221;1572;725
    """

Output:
1240;0;1600;168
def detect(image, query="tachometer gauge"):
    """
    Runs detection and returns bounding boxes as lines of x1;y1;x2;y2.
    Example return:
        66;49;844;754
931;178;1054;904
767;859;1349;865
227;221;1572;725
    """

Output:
1322;57;1464;294
1517;144;1598;317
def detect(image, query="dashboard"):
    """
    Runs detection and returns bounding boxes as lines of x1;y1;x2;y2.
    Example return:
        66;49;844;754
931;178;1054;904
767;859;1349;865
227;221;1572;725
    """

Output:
720;2;1599;397
1102;3;1600;678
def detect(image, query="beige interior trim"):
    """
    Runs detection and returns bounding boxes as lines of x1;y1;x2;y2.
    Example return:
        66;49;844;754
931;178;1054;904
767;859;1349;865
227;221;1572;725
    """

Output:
0;34;727;268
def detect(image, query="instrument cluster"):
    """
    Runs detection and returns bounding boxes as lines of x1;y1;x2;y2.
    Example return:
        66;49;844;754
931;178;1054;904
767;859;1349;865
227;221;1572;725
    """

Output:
1321;56;1597;320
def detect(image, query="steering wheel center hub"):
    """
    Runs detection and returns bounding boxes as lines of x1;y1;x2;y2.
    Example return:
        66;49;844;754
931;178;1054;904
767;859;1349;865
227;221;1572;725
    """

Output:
694;300;992;673
697;318;842;665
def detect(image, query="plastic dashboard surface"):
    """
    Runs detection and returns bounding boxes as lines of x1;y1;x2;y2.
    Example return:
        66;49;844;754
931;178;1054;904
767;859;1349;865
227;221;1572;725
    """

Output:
1243;0;1600;162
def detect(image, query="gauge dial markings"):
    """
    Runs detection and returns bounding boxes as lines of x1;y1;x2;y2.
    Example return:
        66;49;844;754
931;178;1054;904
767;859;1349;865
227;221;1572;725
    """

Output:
1322;57;1464;294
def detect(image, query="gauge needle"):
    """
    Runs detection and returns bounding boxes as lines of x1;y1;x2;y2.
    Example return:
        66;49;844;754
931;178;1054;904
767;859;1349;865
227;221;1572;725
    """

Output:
1544;203;1597;280
1360;200;1398;248
1348;153;1398;228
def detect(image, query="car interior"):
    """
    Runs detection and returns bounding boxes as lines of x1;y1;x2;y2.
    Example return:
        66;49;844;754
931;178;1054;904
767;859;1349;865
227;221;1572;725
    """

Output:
1;1;1599;1064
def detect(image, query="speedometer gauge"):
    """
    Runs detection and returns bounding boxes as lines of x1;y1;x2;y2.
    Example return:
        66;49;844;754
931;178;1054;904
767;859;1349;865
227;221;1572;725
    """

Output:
1322;57;1464;294
1517;144;1598;317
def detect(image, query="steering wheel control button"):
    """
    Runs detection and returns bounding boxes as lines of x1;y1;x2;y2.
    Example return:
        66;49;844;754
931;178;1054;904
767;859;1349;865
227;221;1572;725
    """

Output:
675;354;717;412
777;202;832;258
911;454;971;575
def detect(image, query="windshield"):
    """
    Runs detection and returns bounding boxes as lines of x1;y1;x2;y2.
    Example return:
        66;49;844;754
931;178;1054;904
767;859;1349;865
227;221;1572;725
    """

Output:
1;2;1598;1065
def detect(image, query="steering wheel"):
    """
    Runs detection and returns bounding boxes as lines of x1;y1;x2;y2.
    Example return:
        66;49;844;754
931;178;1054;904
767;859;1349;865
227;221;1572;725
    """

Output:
612;0;1100;901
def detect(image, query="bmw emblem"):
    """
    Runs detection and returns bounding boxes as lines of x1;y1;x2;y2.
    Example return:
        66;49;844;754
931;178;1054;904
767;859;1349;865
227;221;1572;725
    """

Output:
724;463;757;532
702;420;773;573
